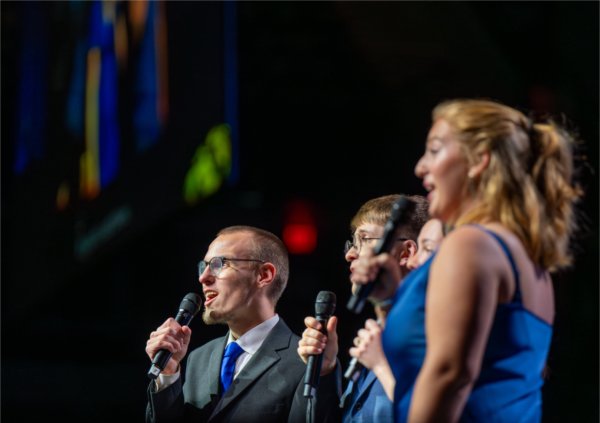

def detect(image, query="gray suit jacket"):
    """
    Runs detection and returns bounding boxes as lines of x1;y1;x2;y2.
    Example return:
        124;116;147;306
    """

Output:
146;318;340;423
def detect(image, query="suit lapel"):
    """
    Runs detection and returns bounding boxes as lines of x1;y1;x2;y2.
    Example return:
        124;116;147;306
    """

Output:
355;370;378;404
193;336;227;415
209;319;291;420
206;338;226;399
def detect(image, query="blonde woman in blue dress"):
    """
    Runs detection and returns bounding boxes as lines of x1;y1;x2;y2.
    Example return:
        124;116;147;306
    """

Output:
352;99;582;422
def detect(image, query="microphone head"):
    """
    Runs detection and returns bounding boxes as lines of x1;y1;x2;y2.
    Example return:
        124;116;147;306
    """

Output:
374;196;413;254
390;196;410;223
180;292;203;316
315;290;336;318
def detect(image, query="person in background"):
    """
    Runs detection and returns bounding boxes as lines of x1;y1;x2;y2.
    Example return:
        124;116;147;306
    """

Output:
145;225;339;423
353;99;582;422
348;216;445;406
297;194;429;422
406;218;445;269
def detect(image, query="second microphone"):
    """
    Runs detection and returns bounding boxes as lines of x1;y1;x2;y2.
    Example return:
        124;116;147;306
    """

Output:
303;290;337;398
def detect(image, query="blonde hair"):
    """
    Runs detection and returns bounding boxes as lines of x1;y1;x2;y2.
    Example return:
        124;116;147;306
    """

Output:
433;99;582;271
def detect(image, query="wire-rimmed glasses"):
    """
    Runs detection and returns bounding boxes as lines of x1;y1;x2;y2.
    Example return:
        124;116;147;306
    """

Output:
344;236;408;254
198;256;265;277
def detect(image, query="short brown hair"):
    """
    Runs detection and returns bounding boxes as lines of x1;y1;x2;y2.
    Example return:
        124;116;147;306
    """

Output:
350;194;430;242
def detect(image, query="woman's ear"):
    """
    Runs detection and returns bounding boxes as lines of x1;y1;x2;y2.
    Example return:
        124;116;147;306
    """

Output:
468;150;491;179
256;262;276;288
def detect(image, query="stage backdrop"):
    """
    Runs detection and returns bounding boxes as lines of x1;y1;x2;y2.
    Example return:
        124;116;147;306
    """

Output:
2;2;597;422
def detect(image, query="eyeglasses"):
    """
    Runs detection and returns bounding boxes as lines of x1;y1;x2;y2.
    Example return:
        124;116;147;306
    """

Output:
198;256;265;277
344;236;409;254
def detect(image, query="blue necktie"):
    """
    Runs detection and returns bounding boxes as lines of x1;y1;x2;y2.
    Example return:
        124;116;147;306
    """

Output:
220;342;245;393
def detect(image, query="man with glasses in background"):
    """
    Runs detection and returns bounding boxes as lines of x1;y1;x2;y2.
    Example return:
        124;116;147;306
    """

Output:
145;225;338;423
298;194;430;422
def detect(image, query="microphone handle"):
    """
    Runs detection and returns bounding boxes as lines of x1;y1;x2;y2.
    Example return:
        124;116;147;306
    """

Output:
303;316;328;398
346;266;386;314
147;309;194;379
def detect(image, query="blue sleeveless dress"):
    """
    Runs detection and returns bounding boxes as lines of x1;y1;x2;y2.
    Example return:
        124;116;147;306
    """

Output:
381;226;552;422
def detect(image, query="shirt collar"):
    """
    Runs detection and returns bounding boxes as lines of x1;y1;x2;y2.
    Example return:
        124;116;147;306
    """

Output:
226;314;279;355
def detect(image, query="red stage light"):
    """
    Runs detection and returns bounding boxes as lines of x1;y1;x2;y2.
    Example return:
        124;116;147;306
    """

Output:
282;199;318;254
283;223;317;254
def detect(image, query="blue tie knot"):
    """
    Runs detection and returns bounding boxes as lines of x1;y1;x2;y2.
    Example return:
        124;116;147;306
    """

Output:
220;342;245;393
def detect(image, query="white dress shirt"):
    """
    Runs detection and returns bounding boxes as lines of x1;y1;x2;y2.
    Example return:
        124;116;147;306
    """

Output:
155;314;280;391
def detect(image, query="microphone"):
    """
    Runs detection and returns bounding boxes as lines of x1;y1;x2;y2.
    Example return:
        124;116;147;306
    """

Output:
344;357;362;382
346;196;411;314
147;292;203;379
303;291;337;398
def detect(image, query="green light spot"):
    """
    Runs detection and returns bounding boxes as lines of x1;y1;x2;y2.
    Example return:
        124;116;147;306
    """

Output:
183;124;232;205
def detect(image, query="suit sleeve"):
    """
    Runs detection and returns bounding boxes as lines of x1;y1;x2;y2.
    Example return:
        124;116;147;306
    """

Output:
287;358;343;423
146;377;185;423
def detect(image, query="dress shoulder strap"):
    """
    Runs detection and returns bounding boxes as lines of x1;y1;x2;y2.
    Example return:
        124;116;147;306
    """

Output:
468;225;522;303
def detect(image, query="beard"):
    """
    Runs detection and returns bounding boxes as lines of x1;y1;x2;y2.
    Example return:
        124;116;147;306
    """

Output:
202;307;230;325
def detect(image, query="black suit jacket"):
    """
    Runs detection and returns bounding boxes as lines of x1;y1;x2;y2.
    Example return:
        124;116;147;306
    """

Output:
146;318;340;423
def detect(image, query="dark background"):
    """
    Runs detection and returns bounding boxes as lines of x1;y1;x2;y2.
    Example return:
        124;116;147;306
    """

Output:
2;2;598;422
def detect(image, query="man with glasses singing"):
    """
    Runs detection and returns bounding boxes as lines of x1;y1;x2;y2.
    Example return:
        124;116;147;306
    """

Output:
298;194;429;422
146;225;338;423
